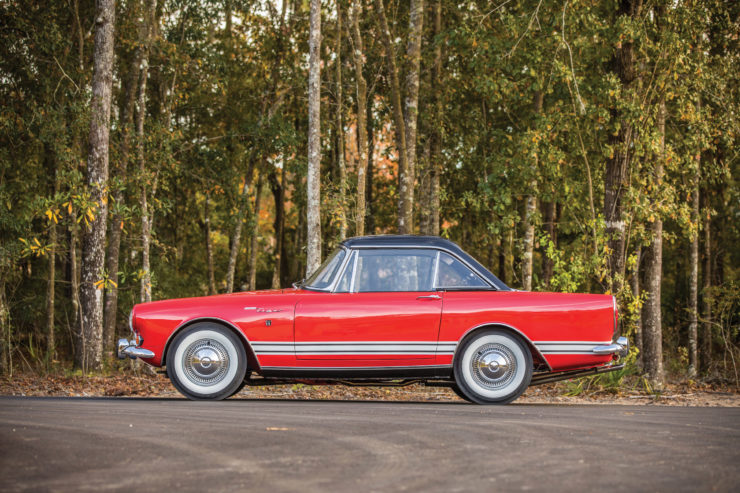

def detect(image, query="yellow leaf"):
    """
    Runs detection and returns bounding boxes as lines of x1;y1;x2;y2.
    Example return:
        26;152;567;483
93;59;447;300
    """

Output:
34;237;41;246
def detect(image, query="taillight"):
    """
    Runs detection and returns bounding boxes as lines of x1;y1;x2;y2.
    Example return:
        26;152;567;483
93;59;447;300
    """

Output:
612;296;619;338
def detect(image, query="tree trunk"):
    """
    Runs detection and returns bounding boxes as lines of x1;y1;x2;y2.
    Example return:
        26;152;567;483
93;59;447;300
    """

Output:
46;164;59;366
688;194;699;378
627;246;642;369
226;158;256;293
374;0;411;234
69;214;81;361
349;0;368;236
522;91;543;291
137;0;156;304
0;283;10;375
306;0;322;276
542;201;557;287
500;228;514;286
426;0;442;236
77;0;115;372
204;192;216;295
701;191;712;371
642;97;665;387
688;134;700;377
104;14;143;351
605;0;642;294
249;176;264;291
270;167;285;289
335;1;347;240
365;86;375;234
401;0;424;234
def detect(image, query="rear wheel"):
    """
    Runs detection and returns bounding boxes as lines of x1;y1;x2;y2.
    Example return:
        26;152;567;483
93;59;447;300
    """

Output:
453;329;533;405
166;322;247;400
450;384;472;403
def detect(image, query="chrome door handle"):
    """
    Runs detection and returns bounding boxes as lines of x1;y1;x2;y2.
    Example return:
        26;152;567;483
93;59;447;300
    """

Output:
417;294;441;300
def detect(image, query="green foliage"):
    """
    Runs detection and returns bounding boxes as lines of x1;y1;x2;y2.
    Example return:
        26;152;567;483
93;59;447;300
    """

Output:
0;0;737;379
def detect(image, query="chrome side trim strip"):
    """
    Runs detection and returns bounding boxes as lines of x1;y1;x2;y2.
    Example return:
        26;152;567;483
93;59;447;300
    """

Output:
260;364;452;370
250;341;460;356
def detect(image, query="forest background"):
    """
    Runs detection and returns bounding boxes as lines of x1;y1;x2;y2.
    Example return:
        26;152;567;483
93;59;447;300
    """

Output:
0;0;738;391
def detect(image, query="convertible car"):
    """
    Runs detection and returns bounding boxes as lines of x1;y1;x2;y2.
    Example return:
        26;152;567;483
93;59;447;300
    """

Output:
119;235;628;404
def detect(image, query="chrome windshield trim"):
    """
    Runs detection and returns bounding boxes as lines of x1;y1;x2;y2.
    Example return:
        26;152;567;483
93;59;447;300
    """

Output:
349;251;359;293
432;251;441;290
330;249;357;294
302;246;350;292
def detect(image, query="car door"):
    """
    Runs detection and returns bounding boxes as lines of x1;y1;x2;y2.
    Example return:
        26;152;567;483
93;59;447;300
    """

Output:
294;248;442;361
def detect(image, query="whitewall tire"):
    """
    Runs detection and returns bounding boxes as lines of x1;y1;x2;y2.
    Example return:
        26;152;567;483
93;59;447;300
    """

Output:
166;322;247;400
453;329;533;404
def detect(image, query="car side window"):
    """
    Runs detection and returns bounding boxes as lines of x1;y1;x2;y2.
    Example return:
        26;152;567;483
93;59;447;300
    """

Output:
355;249;435;292
436;252;489;289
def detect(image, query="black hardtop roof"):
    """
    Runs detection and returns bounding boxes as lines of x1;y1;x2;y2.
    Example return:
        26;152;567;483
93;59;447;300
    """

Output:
339;235;510;290
341;235;459;250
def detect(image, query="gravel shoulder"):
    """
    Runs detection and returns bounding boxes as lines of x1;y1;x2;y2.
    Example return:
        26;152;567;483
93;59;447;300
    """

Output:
1;372;738;406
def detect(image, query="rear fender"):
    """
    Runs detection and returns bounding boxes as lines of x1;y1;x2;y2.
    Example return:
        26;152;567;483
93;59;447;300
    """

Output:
456;322;551;371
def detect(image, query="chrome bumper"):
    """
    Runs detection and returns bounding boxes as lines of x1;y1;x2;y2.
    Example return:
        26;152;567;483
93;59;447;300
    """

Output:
117;338;155;360
592;336;629;357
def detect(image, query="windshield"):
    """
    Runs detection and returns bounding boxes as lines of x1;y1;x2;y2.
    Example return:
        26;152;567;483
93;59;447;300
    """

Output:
303;247;347;290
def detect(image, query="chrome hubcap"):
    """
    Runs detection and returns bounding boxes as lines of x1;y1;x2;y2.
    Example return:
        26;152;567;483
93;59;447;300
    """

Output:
471;343;516;390
183;339;230;386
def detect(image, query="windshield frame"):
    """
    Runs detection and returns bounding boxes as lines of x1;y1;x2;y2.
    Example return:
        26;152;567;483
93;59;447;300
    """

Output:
302;246;351;292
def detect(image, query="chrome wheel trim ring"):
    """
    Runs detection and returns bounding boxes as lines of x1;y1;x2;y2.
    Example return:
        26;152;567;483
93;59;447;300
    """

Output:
182;339;230;386
173;329;239;395
461;334;526;399
470;343;517;390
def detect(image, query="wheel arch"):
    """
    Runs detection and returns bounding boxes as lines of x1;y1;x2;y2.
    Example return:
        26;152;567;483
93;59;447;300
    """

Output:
455;322;551;371
163;317;261;372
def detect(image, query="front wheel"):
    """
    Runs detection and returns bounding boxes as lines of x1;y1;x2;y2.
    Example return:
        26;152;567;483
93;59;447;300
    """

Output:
166;322;247;400
453;329;533;405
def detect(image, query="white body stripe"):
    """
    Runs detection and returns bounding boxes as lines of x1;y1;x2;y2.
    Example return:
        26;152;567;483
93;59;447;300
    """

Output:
250;340;611;356
251;341;457;355
534;341;611;355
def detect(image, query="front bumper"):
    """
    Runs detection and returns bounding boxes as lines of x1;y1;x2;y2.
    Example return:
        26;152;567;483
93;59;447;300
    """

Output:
592;336;629;357
117;338;155;360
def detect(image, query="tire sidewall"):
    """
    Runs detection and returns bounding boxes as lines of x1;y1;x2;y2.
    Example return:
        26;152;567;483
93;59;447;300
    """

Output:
454;329;533;405
166;322;247;400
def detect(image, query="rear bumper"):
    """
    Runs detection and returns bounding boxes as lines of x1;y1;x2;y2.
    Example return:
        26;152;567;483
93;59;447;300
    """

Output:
592;336;629;357
117;338;155;360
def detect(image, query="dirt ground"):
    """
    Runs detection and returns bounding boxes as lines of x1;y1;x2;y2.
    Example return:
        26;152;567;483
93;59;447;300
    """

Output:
1;371;738;406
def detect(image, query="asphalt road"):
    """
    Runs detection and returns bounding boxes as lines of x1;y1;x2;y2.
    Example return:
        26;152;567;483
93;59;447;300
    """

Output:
0;397;738;492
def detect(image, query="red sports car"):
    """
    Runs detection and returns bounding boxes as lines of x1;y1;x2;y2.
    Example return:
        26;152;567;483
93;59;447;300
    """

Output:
119;235;628;404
